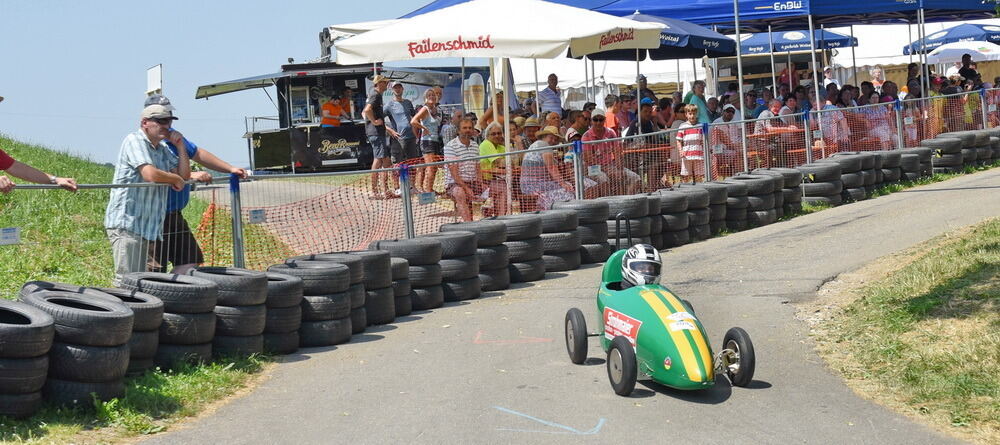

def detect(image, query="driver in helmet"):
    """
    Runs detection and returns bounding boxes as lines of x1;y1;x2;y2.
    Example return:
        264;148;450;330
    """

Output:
620;244;662;290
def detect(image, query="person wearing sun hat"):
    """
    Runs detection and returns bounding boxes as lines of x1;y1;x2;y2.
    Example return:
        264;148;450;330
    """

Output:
519;125;595;209
0;95;78;194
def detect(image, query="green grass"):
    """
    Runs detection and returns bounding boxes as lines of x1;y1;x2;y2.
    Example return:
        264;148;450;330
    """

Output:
816;218;1000;442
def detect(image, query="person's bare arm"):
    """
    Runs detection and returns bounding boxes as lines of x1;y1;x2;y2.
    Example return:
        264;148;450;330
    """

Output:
410;108;428;139
3;161;77;191
168;131;191;181
193;148;247;178
363;103;383;127
138;164;185;191
542;151;571;191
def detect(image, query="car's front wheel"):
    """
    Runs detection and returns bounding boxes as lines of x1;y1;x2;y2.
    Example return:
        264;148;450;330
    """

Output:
607;336;637;396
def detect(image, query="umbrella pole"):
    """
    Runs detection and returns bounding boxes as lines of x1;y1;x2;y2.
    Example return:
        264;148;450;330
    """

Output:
820;25;828;68
676;59;682;96
787;51;792;93
920;8;928;98
808;14;822;163
502;57;513;215
591;59;597;104
533;59;541;117
583;55;589;105
637;48;642;136
490;58;498;124
768;25;777;96
733;0;749;173
850;25;858;85
908;23;913;63
461;58;466;112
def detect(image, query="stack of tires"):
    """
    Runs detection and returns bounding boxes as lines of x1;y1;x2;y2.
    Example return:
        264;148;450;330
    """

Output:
533;209;582;272
348;250;395;325
390;257;412;316
441;220;511;291
600;195;651;247
420;232;482;301
122;273;218;368
20;291;133;406
819;152;869;202
0;300;53;418
973;134;995;166
899;146;934;179
267;261;352;347
653;189;689;248
711;180;749;231
693;182;728;235
189;268;267;357
796;162;843;207
754;167;804;217
927;134;967;174
873;151;903;186
990;136;1000;162
369;239;446;308
496;214;546;283
552;200;611;263
290;253;367;334
727;174;778;227
674;185;712;242
261;272;304;355
90;287;163;374
642;195;663;249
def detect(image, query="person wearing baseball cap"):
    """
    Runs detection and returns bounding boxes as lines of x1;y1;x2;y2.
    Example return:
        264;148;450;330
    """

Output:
710;104;741;177
104;101;193;285
823;66;841;90
637;74;657;104
364;74;393;198
0;96;77;194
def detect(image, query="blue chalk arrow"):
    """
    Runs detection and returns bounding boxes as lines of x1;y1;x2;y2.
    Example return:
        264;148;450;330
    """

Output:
493;406;606;435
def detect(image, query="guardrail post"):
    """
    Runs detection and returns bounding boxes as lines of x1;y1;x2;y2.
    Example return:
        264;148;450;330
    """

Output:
701;122;712;182
980;89;990;130
739;117;749;173
399;165;415;238
229;174;245;269
894;100;905;150
803;111;813;164
572;140;585;200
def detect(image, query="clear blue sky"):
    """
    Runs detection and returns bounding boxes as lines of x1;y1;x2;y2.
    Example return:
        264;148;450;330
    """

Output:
0;0;430;168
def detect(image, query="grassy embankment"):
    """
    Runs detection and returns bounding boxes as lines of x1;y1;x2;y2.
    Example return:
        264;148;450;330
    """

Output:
815;218;1000;444
0;135;272;443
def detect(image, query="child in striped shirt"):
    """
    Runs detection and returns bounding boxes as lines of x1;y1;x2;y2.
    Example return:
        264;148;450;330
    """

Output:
675;104;705;182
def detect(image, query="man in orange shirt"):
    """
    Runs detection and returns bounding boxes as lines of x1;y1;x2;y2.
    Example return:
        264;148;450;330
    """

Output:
338;87;355;117
321;97;349;127
603;94;620;131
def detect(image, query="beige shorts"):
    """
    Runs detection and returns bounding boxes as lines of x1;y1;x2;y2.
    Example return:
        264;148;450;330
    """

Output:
680;158;705;177
107;228;150;286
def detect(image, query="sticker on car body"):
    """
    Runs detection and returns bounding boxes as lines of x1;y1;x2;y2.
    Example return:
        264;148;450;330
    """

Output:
604;308;642;347
667;311;695;321
669;321;697;332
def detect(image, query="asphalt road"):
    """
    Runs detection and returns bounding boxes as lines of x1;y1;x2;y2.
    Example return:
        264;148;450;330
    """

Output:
145;169;1000;444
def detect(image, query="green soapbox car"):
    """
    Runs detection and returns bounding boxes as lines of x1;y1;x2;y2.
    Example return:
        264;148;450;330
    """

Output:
564;248;756;396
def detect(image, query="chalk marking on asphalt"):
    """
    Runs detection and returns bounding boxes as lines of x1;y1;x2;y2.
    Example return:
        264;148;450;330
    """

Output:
493;406;605;435
473;330;553;345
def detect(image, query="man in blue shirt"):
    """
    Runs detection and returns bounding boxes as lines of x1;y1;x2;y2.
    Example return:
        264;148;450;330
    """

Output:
143;95;247;275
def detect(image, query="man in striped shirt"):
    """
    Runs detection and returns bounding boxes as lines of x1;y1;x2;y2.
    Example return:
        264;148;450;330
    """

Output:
537;73;563;116
104;104;190;285
443;117;482;221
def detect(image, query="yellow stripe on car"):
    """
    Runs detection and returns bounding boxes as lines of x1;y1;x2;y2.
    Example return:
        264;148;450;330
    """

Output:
639;290;703;381
656;290;714;381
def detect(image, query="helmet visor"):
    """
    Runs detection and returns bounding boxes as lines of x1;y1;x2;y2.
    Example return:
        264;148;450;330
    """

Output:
630;261;660;277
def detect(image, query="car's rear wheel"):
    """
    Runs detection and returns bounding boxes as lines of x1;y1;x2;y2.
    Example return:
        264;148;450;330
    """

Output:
564;308;587;364
607;336;637;396
682;299;695;314
722;327;755;387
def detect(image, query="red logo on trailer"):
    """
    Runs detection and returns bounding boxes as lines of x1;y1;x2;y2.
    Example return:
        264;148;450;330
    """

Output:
604;308;642;346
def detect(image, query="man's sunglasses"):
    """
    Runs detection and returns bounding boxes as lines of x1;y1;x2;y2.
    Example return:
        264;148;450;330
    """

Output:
149;118;173;125
592;117;605;122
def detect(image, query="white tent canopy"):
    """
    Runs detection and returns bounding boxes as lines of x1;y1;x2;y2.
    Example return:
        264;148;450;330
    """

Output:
926;41;1000;64
333;0;663;64
325;19;402;41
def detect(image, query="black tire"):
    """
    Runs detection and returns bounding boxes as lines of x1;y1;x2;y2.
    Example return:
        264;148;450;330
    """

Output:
902;171;921;182
860;169;876;186
440;255;480;281
746;193;774;211
476;245;510;270
725;174;774;194
653;189;689;213
264;305;302;334
127;329;159;359
19;291;133;347
479;267;511;291
605;217;652;238
960;148;977;163
564;308;588;365
392;279;411;298
662;229;691;248
390;257;409;280
840;171;863;188
801;180;843;197
0;300;55;358
287;253;365;285
159;312;216;345
596;195;648;218
647;213;662;235
505;237;544;262
263;272;304;309
932;152;963;167
263;331;299;355
747;209;778;227
368;237;442;266
0;392;43;418
925;137;964;154
772;190;784;208
818;154;862;173
508;259;546;283
20;281;112;301
708;203;727;221
350;307;367;334
660;212;689;231
153;342;211;368
442;276;482;302
126;357;155;375
932;133;971;149
44;378;124;406
899;153;921;172
347;283;365;309
214;304;266;336
722;327;756;387
48;342;129;383
552;199;610;223
90;287;163;332
0;356;48;394
410;286;444;311
649;233;664;250
394;294;413;317
527;209;579;233
188;267;268;306
834;151;876;169
725;207;748;221
579;243;612;264
607;336;637;396
267;261;350;295
440;220;508;246
494;214;544;240
752;167;802;187
346;250;393;290
299;318;352;347
874;150;902;168
796;162;841;183
709;219;727;235
365;287;395;325
212;334;263;357
301;292;351;321
409;264;443;287
540;231;581;253
418;231;477;257
576;222;609;245
725;195;749;209
542;250;582;272
976;146;992;160
803;194;844;206
726;218;748;231
782;186;803;204
845;187;867;202
120;272;218;314
681;181;731;204
902;146;934;163
708;179;748;196
642;193;662;215
688;224;711;241
881;167;902;183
